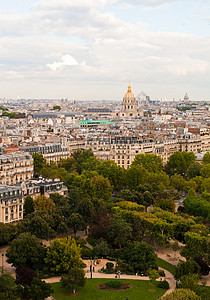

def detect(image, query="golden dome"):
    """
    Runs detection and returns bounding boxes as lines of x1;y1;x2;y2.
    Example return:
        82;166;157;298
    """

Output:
123;83;135;100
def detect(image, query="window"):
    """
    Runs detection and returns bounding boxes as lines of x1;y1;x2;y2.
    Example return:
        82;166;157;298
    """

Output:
118;160;120;164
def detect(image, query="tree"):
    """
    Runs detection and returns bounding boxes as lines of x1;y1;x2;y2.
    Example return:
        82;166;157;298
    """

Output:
76;198;94;224
91;175;113;200
45;237;84;274
155;197;175;212
97;160;125;191
170;174;186;190
202;152;210;165
108;214;132;249
29;215;56;240
32;153;46;177
6;232;46;270
65;173;95;199
61;267;86;294
200;163;210;178
34;195;56;212
23;195;34;216
182;152;196;169
172;241;180;258
71;149;95;174
22;277;53;300
58;157;76;173
187;163;202;179
181;232;208;260
67;213;85;236
175;259;201;280
194;257;209;276
0;223;16;246
148;268;159;289
143;191;154;207
165;152;187;175
188;188;196;198
53;105;61;110
131;153;163;173
93;239;110;257
184;195;210;220
180;273;200;290
0;272;19;300
16;267;37;286
162;288;201;300
126;165;149;190
122;241;157;273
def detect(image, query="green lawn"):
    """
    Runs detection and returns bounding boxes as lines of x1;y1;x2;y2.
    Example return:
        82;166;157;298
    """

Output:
51;279;166;300
157;258;176;276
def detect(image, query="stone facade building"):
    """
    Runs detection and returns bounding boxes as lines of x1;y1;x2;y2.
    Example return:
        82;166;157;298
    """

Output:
0;152;34;186
0;185;24;223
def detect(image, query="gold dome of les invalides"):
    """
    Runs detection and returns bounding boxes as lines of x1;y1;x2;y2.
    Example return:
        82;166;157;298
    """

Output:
123;82;136;101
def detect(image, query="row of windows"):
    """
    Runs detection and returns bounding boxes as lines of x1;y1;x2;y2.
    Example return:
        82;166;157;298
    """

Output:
5;212;22;221
0;190;21;198
118;160;130;165
5;205;22;214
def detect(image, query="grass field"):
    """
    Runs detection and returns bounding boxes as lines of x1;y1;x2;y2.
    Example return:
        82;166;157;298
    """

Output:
157;258;176;276
51;278;166;300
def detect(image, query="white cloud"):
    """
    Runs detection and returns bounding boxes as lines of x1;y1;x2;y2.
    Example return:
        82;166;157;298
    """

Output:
0;0;210;99
46;54;79;71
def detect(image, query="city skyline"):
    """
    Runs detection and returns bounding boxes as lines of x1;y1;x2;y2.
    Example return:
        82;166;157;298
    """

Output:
1;0;210;100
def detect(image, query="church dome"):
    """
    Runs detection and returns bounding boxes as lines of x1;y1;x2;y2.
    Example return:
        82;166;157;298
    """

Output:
123;83;135;101
121;83;137;113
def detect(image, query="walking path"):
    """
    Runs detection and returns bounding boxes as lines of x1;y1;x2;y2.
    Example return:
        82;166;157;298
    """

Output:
1;232;209;298
44;258;176;298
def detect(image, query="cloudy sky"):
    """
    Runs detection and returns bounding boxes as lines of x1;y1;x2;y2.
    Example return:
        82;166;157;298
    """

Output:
1;0;210;100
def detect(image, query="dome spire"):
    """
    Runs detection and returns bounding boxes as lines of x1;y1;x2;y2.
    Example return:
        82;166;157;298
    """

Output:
127;82;131;93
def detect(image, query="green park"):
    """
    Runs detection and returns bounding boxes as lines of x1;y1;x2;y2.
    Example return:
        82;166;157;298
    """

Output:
0;150;210;299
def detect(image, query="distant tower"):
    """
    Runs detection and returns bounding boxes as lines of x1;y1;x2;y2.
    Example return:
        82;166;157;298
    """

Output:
121;83;137;113
184;93;189;103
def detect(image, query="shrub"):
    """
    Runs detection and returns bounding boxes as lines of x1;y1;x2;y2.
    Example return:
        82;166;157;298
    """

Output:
86;236;97;247
106;281;122;289
157;280;169;289
81;247;93;258
158;270;165;277
106;262;114;271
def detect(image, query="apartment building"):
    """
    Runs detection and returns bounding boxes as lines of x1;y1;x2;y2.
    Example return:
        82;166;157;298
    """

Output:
0;152;33;186
22;178;68;198
0;185;24;223
0;178;68;224
21;143;69;163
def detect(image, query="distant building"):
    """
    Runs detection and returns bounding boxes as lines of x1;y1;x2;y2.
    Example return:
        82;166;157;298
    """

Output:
184;93;189;103
21;143;69;163
116;83;143;118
